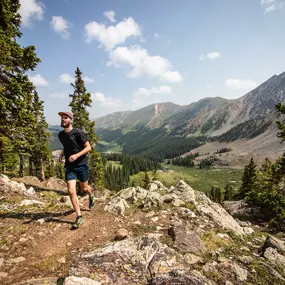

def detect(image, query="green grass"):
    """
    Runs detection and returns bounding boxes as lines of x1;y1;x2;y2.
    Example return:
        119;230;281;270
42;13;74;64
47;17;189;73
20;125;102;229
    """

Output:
130;165;243;193
106;160;123;169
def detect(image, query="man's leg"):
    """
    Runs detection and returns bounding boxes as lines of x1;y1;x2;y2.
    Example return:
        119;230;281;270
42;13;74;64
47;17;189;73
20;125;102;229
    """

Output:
80;181;92;199
67;180;81;217
78;164;95;209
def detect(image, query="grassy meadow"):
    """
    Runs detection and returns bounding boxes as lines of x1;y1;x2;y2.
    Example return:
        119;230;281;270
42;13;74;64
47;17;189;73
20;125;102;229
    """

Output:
130;164;243;194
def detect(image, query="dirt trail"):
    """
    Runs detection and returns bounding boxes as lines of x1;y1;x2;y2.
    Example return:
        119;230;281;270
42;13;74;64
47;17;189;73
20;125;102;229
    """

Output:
0;193;170;285
0;201;121;285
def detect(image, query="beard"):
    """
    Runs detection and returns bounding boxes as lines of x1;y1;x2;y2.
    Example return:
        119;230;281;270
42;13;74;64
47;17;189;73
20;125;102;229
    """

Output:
61;121;71;128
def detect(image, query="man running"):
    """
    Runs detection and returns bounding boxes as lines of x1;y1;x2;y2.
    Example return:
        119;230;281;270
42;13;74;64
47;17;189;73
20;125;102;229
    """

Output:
58;111;95;229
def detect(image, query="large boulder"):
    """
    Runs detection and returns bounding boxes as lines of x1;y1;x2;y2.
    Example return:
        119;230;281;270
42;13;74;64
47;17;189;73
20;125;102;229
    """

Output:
118;186;148;204
69;234;210;284
194;191;245;236
12;176;42;188
260;236;285;267
104;197;129;216
143;191;163;209
223;200;269;222
169;180;196;204
168;220;205;253
46;177;67;191
0;174;36;197
169;180;245;236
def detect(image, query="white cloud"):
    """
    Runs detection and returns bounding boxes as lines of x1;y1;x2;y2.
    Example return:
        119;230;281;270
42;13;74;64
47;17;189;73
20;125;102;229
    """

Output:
19;0;44;26
206;84;212;88
134;85;172;97
260;0;284;13
199;52;221;61
225;79;258;90
28;74;48;87
49;92;68;99
83;76;95;83
104;10;116;22
84;17;141;50
92;92;120;108
50;16;71;39
107;45;182;83
59;74;74;84
133;85;173;108
60;74;94;84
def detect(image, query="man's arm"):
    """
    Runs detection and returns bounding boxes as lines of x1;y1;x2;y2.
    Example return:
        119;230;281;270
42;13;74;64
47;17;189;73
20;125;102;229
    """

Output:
68;141;91;163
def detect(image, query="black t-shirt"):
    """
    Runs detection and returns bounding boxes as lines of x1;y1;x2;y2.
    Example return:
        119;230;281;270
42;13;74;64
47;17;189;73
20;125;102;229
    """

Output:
58;128;88;166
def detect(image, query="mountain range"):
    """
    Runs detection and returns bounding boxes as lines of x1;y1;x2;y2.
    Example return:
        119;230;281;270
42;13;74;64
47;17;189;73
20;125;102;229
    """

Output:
94;71;285;159
49;71;285;161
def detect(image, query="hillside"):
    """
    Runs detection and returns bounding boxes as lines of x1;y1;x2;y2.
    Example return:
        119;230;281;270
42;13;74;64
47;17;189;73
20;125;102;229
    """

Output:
93;71;285;161
1;175;285;285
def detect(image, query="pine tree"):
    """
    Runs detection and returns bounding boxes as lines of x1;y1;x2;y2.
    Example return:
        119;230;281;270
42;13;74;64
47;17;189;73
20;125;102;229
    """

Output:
0;0;40;173
152;169;159;181
239;157;257;199
224;183;234;201
69;67;104;189
30;91;50;180
276;103;285;142
142;171;150;189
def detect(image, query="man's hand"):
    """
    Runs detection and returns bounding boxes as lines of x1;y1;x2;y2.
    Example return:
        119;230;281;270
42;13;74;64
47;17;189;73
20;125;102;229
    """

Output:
68;154;78;163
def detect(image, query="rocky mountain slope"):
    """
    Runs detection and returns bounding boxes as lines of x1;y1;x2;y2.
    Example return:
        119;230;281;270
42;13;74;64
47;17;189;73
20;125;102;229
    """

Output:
95;71;285;157
1;174;285;284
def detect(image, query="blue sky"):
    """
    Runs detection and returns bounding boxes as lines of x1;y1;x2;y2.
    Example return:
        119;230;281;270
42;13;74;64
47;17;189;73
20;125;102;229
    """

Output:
18;0;285;124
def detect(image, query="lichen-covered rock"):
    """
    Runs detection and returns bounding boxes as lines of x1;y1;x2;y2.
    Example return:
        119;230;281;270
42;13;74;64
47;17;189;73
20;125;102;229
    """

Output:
104;197;129;216
162;193;185;207
143;191;163;209
118;186;148;204
168;220;205;253
169;180;196;204
70;234;213;285
194;191;245;236
148;183;158;191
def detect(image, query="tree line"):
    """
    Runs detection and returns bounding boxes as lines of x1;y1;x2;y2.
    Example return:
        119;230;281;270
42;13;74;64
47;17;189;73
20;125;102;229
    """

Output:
103;153;161;191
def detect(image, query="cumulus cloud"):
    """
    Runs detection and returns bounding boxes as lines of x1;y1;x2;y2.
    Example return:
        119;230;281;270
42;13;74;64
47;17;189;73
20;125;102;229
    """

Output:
84;17;141;50
60;74;95;84
225;79;258;90
260;0;284;13
133;85;173;108
92;92;120;108
28;74;48;87
83;76;95;83
107;45;182;83
19;0;44;26
50;16;71;39
199;52;221;61
59;74;74;84
104;10;116;22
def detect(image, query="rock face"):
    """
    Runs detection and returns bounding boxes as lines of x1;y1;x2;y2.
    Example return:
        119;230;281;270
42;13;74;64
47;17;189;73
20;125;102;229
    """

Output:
69;234;212;285
0;174;37;197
